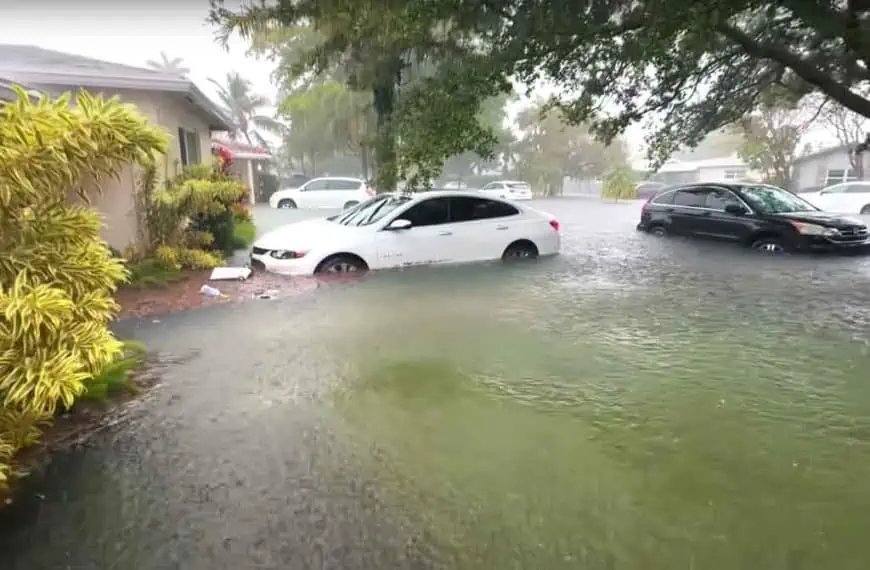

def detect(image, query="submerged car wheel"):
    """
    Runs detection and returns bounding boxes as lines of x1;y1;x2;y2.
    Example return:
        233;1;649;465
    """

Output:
751;236;789;254
861;204;870;215
315;254;368;274
502;240;539;261
649;225;667;237
277;199;297;209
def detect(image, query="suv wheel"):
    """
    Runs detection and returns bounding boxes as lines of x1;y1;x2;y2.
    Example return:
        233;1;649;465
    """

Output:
278;199;297;209
751;236;789;254
649;225;667;237
861;205;870;215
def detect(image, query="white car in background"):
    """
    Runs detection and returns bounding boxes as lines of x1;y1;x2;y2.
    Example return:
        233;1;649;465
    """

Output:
479;180;534;200
268;177;373;210
250;190;560;275
802;181;870;215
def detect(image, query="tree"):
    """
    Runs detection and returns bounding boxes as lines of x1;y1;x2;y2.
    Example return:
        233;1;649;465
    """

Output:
737;90;810;189
146;52;190;76
820;99;870;177
601;166;638;202
670;129;745;161
512;104;628;196
222;0;870;172
209;1;507;191
207;72;282;145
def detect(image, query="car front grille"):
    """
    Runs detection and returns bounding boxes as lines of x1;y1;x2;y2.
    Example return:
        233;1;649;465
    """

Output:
832;226;869;242
252;246;269;255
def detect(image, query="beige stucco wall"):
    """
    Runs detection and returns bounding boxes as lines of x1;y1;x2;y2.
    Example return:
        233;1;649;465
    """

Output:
41;85;213;251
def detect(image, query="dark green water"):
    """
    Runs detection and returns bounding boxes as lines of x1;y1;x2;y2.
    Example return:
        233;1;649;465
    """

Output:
3;200;870;569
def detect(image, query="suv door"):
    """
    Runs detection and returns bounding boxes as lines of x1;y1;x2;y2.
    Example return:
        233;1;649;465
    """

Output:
669;188;713;235
701;187;755;241
447;196;521;261
375;197;453;267
296;179;329;208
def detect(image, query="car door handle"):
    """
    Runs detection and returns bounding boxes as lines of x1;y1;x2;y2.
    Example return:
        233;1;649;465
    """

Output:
496;225;509;230
438;231;453;236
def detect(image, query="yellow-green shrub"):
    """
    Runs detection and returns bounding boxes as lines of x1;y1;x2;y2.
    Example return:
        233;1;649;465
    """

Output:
0;87;166;489
136;162;250;267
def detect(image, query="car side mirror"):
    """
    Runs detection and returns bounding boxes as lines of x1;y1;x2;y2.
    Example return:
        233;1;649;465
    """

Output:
385;218;412;231
724;204;747;215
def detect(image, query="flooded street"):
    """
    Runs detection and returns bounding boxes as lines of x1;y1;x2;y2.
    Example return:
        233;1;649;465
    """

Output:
4;198;870;569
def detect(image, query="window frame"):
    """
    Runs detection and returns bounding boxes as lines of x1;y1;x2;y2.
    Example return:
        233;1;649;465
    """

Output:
301;179;330;192
448;196;520;223
393;196;452;228
825;168;858;186
843;183;870;194
177;127;201;166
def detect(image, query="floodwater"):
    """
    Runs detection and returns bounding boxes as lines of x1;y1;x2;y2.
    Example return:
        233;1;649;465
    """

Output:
4;198;870;569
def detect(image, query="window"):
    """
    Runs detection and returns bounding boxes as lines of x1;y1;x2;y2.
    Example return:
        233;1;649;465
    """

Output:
177;128;200;166
723;169;747;180
449;197;519;222
506;182;531;190
705;188;744;210
481;182;500;190
328;179;363;190
401;198;451;227
739;185;816;214
825;169;857;185
844;183;870;193
651;191;675;205
302;179;330;191
672;189;709;208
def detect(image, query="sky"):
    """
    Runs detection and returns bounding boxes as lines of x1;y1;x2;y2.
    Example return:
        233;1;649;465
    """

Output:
0;1;277;111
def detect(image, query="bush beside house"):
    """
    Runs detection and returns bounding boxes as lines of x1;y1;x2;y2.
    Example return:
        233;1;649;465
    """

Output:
0;87;166;491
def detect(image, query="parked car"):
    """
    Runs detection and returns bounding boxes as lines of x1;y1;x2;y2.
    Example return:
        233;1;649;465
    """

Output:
635;181;667;200
280;173;311;189
801;181;870;215
251;191;561;274
637;182;869;253
479;180;534;200
268;177;373;209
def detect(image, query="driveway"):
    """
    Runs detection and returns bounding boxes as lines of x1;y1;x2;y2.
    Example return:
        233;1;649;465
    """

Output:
4;198;870;569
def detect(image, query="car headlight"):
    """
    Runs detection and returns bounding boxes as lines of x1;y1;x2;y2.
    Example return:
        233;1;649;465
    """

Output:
270;250;307;260
791;222;839;236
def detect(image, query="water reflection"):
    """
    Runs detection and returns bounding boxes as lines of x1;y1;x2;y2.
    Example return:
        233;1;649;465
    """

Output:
3;199;870;569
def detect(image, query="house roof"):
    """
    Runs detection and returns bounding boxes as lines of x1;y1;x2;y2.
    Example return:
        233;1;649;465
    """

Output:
655;154;747;173
0;44;233;131
211;137;272;161
791;143;852;166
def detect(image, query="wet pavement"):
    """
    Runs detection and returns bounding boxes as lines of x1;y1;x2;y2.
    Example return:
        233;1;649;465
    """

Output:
4;198;870;569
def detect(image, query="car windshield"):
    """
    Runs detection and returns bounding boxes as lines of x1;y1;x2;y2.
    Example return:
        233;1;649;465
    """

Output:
332;195;413;226
738;185;818;214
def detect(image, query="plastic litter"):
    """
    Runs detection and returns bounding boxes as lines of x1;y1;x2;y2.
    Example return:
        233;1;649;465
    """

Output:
255;288;279;300
210;266;252;281
199;284;221;297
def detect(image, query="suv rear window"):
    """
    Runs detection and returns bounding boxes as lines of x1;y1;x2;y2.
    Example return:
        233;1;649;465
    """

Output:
651;191;675;205
673;190;707;207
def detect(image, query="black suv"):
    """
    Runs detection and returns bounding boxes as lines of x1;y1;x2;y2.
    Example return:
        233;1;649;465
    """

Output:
637;183;869;253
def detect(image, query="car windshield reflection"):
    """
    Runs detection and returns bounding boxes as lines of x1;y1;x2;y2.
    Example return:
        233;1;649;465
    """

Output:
739;185;819;214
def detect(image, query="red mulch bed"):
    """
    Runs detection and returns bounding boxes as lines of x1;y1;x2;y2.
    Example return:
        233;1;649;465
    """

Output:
115;269;327;319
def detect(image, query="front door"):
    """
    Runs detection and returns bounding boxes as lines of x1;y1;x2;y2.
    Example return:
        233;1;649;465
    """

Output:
375;197;455;268
701;187;755;241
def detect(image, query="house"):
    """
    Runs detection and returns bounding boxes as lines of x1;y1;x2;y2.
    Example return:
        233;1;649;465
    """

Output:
211;136;273;203
790;144;868;193
0;44;234;250
646;155;753;186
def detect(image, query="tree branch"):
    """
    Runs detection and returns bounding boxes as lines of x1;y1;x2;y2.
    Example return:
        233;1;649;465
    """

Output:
717;23;870;118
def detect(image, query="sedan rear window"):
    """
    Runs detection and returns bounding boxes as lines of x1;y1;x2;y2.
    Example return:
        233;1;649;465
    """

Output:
506;183;531;190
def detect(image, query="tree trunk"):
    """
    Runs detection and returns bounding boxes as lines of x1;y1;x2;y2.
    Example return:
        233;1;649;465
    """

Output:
371;56;402;192
360;145;370;181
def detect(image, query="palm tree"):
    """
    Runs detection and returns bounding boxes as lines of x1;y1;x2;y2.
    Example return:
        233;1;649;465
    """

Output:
208;72;283;144
146;52;190;76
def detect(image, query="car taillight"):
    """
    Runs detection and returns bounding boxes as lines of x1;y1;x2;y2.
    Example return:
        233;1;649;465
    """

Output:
549;219;560;231
641;194;655;214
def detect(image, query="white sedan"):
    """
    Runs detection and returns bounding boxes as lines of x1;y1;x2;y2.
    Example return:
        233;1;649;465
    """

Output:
250;191;561;275
479;180;534;200
268;177;373;210
802;181;870;215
